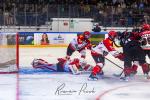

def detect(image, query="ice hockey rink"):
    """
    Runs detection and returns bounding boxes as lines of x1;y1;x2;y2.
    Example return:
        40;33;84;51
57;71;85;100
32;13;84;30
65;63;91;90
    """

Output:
0;47;150;100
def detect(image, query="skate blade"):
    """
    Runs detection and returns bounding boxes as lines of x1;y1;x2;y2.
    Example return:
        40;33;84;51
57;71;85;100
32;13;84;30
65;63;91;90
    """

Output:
113;73;121;77
120;77;129;82
88;78;98;81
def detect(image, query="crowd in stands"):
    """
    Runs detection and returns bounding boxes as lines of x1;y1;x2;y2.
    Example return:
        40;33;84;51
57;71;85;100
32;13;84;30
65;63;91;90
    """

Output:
0;0;149;27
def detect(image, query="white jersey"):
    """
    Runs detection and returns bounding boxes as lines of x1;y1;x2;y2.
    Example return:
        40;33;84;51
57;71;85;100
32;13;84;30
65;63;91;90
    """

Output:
140;30;150;50
69;35;90;51
92;42;108;55
91;38;120;57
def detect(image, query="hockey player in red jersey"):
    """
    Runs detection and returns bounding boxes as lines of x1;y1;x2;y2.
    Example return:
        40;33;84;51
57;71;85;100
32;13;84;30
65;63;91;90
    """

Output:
65;31;92;60
31;58;93;75
88;31;124;80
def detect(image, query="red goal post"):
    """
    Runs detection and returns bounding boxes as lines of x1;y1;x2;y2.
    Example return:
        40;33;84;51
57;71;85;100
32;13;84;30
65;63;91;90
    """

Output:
0;32;19;74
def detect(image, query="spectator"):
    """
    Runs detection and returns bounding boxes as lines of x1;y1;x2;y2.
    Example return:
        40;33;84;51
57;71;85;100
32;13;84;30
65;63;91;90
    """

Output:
41;33;50;45
0;0;149;27
92;24;101;32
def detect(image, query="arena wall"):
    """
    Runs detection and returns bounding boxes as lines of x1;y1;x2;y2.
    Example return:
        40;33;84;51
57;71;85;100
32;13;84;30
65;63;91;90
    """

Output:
1;18;133;32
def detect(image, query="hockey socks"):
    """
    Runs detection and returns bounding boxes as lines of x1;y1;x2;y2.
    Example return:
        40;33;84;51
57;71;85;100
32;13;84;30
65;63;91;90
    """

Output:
88;65;102;80
141;63;150;74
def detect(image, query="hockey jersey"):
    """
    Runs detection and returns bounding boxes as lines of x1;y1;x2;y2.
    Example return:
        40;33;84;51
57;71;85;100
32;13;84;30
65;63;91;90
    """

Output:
139;30;150;50
69;35;90;51
91;38;120;57
57;58;92;74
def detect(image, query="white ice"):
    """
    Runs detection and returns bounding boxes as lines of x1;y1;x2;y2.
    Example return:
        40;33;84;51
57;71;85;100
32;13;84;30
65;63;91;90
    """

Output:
0;47;150;100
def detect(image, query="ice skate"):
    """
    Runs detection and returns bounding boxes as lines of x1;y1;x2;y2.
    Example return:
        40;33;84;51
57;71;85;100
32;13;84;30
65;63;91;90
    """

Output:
144;74;150;79
88;74;98;81
130;71;137;77
120;76;131;82
98;71;104;79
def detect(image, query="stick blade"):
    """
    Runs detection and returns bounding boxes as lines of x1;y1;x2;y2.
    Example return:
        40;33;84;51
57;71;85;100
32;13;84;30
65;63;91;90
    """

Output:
113;73;121;77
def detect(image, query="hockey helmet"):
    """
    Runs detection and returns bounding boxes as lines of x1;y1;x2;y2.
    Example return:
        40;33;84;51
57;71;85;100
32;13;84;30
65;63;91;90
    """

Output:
108;31;117;40
142;24;150;30
83;31;91;39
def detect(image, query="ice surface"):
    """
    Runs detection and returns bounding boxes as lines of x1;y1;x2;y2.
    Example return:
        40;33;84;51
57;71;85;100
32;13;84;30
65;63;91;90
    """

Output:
0;47;150;100
0;74;17;100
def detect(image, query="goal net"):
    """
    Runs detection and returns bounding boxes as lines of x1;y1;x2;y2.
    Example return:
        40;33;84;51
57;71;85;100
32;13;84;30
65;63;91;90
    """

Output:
0;33;19;73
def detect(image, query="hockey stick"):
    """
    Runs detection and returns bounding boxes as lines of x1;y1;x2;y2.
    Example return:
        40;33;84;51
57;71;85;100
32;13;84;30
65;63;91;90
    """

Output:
113;70;124;77
0;59;16;67
105;57;124;77
105;57;123;69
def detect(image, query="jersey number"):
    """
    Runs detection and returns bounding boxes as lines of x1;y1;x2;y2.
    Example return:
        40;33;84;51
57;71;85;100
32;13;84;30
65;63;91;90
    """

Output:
143;37;150;45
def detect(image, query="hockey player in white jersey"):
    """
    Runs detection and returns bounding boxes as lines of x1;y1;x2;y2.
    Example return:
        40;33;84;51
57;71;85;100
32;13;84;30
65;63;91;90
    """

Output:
65;31;92;60
88;31;124;80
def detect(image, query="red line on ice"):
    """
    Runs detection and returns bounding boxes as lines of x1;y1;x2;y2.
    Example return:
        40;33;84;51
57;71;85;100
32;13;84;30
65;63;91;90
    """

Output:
16;73;19;100
95;83;141;100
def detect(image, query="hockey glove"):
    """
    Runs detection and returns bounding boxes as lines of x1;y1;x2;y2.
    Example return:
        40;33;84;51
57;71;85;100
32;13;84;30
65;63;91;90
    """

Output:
103;51;108;56
115;53;124;61
86;43;92;50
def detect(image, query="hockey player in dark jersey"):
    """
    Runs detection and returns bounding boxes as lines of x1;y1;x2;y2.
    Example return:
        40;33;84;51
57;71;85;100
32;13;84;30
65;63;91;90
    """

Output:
117;30;150;80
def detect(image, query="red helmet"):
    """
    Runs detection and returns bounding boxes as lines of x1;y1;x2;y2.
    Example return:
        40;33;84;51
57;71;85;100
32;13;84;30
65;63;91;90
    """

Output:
108;31;117;40
142;24;150;30
83;31;91;39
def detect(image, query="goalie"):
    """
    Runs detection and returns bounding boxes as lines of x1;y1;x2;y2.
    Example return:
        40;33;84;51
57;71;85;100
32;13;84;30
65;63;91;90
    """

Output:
31;58;93;75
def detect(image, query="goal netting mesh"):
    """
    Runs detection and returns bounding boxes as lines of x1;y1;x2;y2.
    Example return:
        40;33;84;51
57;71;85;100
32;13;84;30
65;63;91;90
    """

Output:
0;33;19;73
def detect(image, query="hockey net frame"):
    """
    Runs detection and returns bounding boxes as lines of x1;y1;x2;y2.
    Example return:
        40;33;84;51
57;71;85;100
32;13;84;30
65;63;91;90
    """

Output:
0;33;19;74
